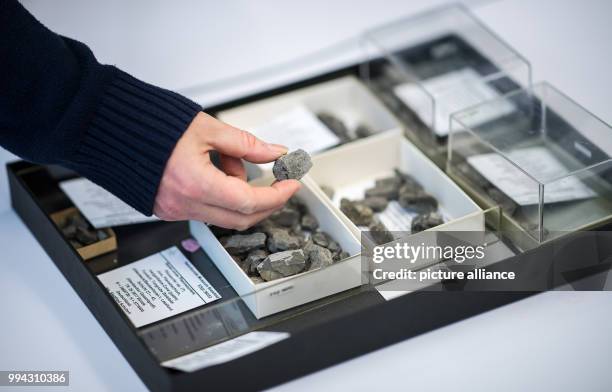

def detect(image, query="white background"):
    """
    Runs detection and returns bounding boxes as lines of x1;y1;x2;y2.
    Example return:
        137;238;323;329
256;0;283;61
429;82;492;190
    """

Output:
1;0;611;390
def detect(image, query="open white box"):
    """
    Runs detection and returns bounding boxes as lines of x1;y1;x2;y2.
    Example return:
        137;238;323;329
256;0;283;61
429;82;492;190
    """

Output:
189;177;362;319
304;130;483;239
217;75;402;178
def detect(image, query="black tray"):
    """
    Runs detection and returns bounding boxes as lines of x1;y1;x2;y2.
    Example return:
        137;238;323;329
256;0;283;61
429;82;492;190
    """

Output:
8;41;612;391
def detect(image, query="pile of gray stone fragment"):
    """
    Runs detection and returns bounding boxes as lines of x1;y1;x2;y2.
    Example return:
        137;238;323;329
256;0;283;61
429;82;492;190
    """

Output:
60;212;110;249
336;168;444;245
316;112;376;144
213;197;349;283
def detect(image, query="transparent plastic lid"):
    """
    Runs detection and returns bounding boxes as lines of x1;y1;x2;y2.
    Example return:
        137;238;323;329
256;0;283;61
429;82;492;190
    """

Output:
449;82;612;244
361;3;532;164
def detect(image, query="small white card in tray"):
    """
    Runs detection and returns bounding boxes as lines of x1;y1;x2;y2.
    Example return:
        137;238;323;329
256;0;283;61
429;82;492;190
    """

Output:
467;146;596;205
161;331;289;372
250;105;341;155
98;246;221;328
60;178;158;228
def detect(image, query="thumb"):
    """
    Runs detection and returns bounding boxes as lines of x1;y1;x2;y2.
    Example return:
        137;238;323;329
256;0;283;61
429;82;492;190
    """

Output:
203;117;288;163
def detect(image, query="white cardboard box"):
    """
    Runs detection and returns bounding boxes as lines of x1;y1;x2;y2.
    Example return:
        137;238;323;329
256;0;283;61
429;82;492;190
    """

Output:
305;130;484;238
218;75;400;139
189;177;362;319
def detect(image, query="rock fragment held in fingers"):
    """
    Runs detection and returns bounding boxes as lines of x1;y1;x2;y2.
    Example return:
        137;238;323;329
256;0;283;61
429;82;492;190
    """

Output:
221;232;267;255
257;250;307;281
273;149;313;181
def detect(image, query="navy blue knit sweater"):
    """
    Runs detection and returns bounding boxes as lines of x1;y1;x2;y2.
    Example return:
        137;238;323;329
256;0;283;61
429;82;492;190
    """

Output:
0;0;202;215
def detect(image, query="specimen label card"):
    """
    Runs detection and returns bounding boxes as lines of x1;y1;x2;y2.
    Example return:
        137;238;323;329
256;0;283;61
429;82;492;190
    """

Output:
393;67;515;137
161;331;290;372
468;146;596;205
98;246;221;328
60;178;158;228
250;105;340;155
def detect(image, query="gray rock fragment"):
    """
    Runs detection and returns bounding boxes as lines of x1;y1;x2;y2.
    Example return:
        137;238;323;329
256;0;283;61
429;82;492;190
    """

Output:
394;169;423;190
355;124;375;139
338;251;350;261
300;214;319;231
244;249;269;276
68;214;89;230
221;232;267;255
317;112;352;142
269;206;300;227
376;176;404;189
257;250;307;281
312;231;329;248
287;197;308;214
362;196;389;212
75;226;97;245
340;198;374;226
267;228;301;253
250;276;265;284
368;220;395;245
62;224;77;238
273;149;313;181
327;240;341;255
398;186;438;214
364;182;400;200
97;230;109;241
411;212;444;233
304;242;334;271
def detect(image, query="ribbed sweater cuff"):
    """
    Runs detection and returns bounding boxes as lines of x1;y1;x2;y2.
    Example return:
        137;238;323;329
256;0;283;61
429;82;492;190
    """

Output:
71;67;201;215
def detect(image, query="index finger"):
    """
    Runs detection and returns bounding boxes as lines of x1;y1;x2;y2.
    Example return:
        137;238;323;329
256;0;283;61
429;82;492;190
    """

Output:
204;168;301;214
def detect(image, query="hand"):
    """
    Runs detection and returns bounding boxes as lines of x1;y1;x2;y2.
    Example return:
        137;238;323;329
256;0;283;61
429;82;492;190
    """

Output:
154;112;301;230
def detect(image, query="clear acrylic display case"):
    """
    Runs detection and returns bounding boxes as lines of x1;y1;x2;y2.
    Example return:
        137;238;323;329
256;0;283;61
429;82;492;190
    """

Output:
448;82;612;247
361;3;532;166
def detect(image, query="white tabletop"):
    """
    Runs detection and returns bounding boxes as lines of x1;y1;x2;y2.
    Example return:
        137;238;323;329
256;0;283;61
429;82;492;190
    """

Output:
1;0;612;391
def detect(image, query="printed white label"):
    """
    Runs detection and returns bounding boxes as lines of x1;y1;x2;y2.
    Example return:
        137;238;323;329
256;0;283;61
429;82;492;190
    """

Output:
377;201;418;232
60;178;158;228
98;246;221;328
468;146;596;205
161;331;290;372
393;68;514;137
250;105;340;156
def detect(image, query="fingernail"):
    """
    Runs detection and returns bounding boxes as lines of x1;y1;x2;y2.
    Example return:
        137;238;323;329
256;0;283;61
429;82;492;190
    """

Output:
268;143;288;155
